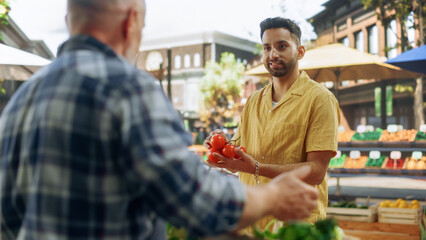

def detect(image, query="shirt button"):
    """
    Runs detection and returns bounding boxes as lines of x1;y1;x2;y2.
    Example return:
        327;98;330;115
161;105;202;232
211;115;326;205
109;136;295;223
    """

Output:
269;110;271;113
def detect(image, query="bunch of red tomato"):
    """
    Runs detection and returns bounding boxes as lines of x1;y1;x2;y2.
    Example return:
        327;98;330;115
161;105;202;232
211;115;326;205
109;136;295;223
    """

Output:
206;134;246;163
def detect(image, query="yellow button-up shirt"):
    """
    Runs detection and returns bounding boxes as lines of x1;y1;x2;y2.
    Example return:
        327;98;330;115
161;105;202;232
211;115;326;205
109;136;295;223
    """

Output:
233;71;340;232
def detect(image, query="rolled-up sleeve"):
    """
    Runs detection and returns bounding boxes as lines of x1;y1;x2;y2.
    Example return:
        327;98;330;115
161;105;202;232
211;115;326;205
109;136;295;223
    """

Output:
305;94;340;156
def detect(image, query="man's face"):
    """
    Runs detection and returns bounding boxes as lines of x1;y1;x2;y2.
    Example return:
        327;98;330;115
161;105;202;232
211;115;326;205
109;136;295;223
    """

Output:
261;28;300;78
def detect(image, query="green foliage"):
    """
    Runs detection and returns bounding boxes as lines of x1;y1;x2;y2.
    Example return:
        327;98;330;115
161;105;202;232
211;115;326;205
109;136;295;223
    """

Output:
361;0;426;48
166;218;343;240
199;52;245;128
253;218;343;240
166;223;199;240
0;0;11;40
224;121;238;128
0;0;10;22
420;210;425;240
0;79;5;95
255;43;263;56
395;84;414;96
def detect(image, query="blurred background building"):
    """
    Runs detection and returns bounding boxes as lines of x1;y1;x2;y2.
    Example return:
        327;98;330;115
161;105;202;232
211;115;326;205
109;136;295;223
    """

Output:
137;31;258;130
310;0;425;130
0;17;54;112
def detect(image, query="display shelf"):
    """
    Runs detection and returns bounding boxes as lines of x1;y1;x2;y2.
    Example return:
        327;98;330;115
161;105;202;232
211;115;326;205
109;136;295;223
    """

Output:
338;141;426;152
328;168;426;178
327;168;426;196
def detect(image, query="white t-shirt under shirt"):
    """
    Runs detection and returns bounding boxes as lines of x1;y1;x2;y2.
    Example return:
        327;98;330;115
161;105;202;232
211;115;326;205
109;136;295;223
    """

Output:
272;101;278;108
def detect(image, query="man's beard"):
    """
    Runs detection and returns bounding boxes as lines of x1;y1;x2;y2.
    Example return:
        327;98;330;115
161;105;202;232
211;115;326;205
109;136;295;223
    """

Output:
265;58;297;77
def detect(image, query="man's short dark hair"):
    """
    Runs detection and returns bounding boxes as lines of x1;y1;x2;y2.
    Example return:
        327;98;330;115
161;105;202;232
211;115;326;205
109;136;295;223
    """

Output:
260;17;302;45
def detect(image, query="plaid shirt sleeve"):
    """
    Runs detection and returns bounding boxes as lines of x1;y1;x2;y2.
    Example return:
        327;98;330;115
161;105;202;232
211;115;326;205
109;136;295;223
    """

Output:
109;70;246;236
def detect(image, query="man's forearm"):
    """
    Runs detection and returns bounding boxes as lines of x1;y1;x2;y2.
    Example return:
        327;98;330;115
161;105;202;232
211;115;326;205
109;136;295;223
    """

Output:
233;186;273;231
258;162;324;185
232;166;320;232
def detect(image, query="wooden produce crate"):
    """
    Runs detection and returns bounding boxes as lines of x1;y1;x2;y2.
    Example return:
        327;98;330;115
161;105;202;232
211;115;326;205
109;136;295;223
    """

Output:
378;207;422;225
405;156;426;170
364;156;387;168
414;130;426;141
379;129;417;142
338;130;355;142
381;157;408;169
351;131;382;142
327;203;379;223
338;221;421;240
343;156;368;169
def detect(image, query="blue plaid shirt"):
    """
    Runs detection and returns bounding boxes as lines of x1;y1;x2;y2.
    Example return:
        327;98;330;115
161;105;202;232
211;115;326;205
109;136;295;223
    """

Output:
0;35;245;240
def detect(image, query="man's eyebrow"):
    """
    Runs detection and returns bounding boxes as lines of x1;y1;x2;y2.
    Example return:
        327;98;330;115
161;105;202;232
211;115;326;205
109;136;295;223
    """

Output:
277;40;290;45
263;40;290;46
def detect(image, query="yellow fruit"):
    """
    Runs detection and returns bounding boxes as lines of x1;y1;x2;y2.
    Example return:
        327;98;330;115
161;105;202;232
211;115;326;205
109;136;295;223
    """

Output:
389;202;398;208
410;204;419;209
380;201;389;207
398;202;408;208
411;200;419;205
407;160;416;169
396;198;403;204
416;160;425;169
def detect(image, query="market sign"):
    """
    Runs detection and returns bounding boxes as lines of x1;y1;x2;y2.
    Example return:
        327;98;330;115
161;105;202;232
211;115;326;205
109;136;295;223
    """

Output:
390;151;401;160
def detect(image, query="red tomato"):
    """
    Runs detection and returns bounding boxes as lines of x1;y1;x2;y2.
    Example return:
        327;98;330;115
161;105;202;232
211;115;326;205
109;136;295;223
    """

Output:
210;134;226;150
207;149;221;163
235;146;247;159
221;144;236;158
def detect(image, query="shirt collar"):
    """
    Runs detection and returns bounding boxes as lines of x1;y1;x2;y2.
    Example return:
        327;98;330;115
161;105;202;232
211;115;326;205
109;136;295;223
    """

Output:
288;71;310;96
263;71;310;97
57;35;119;58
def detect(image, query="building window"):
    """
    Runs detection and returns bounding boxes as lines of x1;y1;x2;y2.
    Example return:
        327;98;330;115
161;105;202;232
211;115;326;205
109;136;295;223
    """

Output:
194;53;201;67
339;37;349;47
368;25;378;55
386;19;398;58
237;58;241;64
175;55;181;69
406;12;415;48
243;59;247;66
355;30;364;52
184;54;191;68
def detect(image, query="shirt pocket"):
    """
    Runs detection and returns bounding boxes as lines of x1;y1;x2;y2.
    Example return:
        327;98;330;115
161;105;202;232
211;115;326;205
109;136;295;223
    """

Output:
272;123;306;163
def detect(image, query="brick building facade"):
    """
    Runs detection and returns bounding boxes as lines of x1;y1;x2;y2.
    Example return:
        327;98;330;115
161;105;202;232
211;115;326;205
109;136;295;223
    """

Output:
310;0;425;130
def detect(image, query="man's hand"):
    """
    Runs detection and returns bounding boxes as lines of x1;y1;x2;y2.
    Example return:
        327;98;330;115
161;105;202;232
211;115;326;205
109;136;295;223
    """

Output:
235;166;319;230
207;146;255;174
265;166;319;221
203;129;229;150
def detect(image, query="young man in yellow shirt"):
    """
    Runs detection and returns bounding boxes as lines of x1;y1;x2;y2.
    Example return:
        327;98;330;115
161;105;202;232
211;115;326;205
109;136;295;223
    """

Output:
205;17;340;232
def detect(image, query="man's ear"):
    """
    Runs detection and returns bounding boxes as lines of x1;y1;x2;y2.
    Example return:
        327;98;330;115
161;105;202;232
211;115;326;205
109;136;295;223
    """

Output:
122;9;137;40
297;45;306;60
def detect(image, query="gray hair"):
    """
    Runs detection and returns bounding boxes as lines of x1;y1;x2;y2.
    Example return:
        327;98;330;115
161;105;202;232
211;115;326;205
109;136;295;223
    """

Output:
68;0;128;12
67;0;138;28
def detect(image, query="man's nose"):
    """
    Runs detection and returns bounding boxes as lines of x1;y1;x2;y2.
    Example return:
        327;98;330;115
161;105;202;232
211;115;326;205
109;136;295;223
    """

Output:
269;48;279;58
